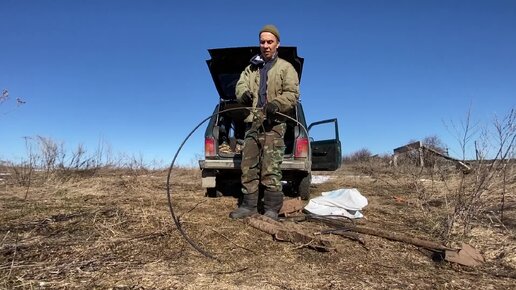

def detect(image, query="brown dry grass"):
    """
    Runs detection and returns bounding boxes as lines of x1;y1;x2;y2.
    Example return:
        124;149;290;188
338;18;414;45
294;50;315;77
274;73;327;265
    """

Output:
1;166;515;289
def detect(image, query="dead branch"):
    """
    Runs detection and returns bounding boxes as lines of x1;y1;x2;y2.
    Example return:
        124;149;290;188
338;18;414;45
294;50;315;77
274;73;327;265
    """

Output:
211;228;256;254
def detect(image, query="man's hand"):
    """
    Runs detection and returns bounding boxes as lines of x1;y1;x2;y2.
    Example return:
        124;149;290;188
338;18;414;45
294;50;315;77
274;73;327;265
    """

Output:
264;101;279;118
240;91;253;106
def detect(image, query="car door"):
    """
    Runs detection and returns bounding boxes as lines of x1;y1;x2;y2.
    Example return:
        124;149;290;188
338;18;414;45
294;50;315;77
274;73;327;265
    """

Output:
309;118;342;171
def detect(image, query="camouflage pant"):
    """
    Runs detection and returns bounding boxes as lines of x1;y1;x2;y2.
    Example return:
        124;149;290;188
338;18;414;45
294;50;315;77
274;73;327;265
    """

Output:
241;115;286;194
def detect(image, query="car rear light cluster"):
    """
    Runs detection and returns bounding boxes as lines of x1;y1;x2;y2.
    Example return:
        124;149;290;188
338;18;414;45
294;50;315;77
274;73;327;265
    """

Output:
294;137;309;158
205;137;216;157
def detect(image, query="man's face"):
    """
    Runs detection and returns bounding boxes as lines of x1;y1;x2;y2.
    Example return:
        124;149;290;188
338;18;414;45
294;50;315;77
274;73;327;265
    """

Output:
260;32;279;61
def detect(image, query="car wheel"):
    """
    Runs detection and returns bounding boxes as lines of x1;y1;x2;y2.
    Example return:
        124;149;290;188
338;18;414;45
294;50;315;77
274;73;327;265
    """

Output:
297;173;311;200
206;180;240;197
206;187;221;197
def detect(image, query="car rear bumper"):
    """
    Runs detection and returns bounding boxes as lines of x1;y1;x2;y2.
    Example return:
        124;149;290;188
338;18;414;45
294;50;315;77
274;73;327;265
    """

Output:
199;159;311;188
199;159;311;171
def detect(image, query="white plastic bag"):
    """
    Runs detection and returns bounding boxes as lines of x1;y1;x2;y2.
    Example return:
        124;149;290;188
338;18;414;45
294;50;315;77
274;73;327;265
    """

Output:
304;188;368;219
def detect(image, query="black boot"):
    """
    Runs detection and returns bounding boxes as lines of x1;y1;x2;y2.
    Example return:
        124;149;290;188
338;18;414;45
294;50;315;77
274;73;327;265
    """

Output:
229;192;258;219
263;190;284;221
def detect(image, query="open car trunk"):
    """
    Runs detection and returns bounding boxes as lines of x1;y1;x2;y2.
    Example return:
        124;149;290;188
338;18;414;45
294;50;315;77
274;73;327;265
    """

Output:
206;47;304;100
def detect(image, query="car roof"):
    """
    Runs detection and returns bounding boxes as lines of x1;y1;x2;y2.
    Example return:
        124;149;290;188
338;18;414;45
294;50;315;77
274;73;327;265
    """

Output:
206;46;304;100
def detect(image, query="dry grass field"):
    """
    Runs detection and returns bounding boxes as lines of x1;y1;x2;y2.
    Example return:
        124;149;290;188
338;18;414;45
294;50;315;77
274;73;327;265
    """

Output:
1;163;515;289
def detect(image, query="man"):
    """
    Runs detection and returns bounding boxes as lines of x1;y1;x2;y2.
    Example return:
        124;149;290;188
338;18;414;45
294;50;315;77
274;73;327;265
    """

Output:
229;24;300;220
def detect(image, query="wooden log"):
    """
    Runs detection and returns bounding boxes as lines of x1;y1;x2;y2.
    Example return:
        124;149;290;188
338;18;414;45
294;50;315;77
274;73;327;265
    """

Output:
244;215;333;251
244;215;281;235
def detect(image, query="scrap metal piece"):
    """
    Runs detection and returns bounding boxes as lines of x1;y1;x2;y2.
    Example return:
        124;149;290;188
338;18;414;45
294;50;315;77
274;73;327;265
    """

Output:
279;198;304;216
445;243;485;267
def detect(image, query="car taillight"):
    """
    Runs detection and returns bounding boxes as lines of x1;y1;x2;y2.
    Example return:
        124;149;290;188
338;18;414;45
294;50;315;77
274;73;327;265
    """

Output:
205;137;216;157
295;137;309;158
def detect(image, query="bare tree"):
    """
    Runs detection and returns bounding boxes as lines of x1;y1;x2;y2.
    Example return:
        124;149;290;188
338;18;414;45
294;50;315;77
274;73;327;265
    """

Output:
422;135;447;155
445;107;479;160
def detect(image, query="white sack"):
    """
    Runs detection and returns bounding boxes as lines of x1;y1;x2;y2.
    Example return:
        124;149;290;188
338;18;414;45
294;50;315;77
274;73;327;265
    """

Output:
304;188;368;219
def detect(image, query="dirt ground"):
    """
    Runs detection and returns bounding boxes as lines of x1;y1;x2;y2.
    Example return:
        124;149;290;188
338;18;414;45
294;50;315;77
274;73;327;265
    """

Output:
1;166;515;289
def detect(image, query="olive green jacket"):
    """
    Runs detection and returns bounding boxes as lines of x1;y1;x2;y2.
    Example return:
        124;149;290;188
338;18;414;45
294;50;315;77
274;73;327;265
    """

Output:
235;57;300;122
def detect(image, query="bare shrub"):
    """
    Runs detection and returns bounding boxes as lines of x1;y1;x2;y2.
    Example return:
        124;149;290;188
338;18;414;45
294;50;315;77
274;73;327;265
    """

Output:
493;109;516;222
343;148;373;163
35;136;62;176
7;137;38;198
382;109;514;242
5;137;121;184
68;143;87;169
438;108;515;241
9;160;35;189
124;153;151;177
342;148;394;176
363;108;514;243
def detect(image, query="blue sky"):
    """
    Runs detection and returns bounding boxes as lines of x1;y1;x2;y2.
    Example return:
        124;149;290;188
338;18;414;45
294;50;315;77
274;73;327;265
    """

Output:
1;0;515;165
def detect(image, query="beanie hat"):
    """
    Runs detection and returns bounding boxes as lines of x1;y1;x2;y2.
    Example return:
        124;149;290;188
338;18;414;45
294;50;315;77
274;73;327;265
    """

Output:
259;24;280;41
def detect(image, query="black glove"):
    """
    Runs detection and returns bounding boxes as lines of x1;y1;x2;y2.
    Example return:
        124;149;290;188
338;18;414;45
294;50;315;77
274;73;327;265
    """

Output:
240;91;253;106
264;101;279;118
